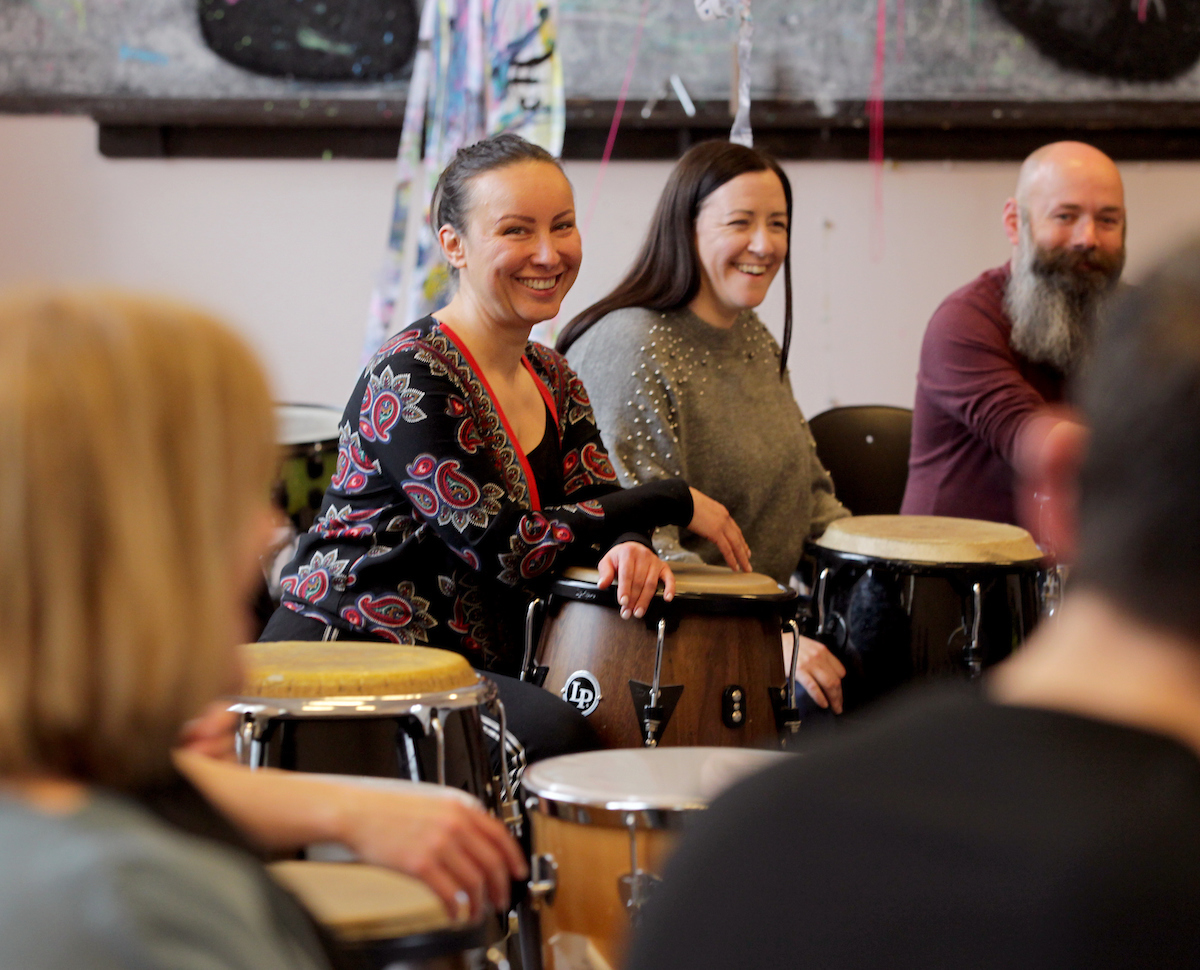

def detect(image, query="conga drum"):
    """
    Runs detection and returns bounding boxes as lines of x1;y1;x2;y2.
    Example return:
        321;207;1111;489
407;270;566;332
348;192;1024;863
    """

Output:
270;860;489;969
275;403;342;532
525;563;800;748
230;641;517;819
804;515;1045;711
522;747;789;970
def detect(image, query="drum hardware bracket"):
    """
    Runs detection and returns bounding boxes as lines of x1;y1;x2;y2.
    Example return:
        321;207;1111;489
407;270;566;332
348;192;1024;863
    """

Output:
489;695;522;836
520;598;545;683
234;710;276;769
964;582;984;678
646;616;668;746
527;853;558;908
619;812;661;925
629;682;683;746
771;617;803;735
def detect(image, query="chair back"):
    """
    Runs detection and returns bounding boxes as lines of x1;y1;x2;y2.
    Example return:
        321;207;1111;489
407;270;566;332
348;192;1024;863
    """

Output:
807;405;913;516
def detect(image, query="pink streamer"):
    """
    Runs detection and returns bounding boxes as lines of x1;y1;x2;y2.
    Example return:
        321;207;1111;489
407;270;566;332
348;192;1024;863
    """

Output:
582;0;653;235
868;0;887;259
1138;0;1149;22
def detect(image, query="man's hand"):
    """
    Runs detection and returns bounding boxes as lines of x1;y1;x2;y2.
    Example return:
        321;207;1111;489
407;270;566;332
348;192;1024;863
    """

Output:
785;632;847;714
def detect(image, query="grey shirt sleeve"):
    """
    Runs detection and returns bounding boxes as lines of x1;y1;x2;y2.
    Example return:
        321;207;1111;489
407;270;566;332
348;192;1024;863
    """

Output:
569;311;703;564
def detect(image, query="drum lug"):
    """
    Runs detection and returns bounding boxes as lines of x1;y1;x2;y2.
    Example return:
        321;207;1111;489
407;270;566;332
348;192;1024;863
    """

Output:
520;598;545;683
528;853;558;908
629;682;683;746
620;812;661;926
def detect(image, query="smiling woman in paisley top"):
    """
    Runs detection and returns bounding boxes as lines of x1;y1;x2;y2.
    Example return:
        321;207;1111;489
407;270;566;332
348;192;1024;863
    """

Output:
262;134;750;762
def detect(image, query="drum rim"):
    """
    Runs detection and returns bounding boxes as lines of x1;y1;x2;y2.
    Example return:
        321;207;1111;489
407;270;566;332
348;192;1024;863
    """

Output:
522;747;790;827
548;576;797;614
227;676;494;718
523;793;701;829
351;918;492;958
805;545;1048;571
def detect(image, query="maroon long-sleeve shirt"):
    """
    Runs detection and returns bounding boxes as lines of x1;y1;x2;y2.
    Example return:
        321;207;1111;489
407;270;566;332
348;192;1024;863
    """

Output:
901;264;1065;525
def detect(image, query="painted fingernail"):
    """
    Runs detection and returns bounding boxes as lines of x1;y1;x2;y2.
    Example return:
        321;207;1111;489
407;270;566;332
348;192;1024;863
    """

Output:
621;609;631;619
454;891;470;921
634;607;645;618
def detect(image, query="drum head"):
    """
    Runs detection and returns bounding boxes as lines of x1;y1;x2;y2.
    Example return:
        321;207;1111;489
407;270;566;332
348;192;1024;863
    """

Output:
815;515;1042;565
276;403;343;448
523;747;789;816
269;861;465;942
240;641;479;698
554;563;793;613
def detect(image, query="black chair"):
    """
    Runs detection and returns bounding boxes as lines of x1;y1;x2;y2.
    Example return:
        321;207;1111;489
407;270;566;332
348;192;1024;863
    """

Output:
807;405;913;516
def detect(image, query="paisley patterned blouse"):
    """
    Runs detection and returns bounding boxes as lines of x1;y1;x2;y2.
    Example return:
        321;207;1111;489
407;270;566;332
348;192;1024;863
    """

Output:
276;316;692;674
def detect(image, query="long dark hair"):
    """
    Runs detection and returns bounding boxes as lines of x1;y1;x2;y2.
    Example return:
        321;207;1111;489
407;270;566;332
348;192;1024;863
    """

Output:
556;140;794;377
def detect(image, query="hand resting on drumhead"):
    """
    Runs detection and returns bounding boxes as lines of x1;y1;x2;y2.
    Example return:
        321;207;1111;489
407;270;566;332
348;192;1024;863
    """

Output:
597;540;676;620
175;751;527;919
687;487;753;573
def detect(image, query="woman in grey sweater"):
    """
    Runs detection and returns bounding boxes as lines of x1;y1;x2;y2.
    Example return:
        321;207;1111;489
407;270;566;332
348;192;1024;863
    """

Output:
557;140;850;714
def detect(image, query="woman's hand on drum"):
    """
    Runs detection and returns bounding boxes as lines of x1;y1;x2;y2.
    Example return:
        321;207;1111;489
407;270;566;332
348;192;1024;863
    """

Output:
177;701;240;761
173;752;527;919
788;633;847;715
334;788;528;919
687;488;752;572
598;541;675;619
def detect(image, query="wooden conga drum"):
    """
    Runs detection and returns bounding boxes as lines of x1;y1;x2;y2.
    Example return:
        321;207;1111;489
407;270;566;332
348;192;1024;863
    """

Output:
804;515;1046;711
230;641;514;814
270;861;488;969
522;747;789;970
526;563;799;749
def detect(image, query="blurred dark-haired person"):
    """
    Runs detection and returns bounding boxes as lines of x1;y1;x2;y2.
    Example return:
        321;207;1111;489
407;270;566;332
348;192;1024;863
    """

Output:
628;239;1200;970
902;141;1121;525
558;140;849;714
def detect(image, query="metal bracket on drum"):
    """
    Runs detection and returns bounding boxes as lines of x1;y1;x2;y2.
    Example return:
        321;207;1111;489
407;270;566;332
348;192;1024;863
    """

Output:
520;598;549;686
487;693;523;836
964;582;984;678
527;852;558;907
813;567;848;651
771;618;803;736
233;707;279;769
618;812;661;926
641;618;668;746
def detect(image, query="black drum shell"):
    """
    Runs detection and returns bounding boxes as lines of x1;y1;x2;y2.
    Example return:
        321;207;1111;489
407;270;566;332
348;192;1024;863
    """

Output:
248;707;494;809
801;543;1043;712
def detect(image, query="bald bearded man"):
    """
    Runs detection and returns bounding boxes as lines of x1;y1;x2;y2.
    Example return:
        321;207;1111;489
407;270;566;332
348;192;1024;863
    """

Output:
902;142;1123;525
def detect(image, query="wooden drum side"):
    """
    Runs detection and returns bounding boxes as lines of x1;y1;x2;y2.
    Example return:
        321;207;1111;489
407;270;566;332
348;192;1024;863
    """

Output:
537;599;786;748
531;812;677;970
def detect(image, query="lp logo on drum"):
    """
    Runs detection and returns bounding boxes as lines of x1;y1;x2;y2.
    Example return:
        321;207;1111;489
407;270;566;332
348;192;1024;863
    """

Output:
561;670;603;717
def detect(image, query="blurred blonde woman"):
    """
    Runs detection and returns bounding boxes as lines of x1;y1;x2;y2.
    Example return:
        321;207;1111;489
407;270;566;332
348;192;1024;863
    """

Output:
0;290;523;968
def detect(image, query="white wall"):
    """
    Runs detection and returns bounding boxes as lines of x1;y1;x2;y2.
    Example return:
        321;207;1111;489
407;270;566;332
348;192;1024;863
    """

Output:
3;114;1200;419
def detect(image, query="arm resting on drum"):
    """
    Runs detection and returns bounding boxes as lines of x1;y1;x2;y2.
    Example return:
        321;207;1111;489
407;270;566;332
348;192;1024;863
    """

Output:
173;751;527;917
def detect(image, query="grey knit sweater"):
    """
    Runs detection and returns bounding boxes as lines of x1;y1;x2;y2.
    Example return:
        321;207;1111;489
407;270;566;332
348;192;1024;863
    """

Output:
567;306;848;585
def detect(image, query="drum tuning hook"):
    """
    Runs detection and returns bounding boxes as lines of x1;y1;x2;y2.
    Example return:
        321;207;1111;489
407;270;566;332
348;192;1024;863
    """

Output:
527;853;558;908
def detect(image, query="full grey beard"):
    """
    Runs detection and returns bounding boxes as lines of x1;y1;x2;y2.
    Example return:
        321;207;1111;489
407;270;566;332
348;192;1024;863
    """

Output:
1004;224;1122;374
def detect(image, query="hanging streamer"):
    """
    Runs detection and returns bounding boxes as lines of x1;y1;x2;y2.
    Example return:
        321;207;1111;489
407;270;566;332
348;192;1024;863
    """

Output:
580;0;653;236
696;0;754;147
362;0;565;362
867;0;887;260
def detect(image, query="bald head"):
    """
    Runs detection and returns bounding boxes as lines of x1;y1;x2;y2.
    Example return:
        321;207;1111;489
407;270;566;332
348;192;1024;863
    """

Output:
1015;142;1124;213
1002;142;1127;373
1003;141;1126;264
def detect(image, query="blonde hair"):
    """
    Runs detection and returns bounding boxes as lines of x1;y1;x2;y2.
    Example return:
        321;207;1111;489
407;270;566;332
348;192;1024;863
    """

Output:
0;289;276;789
